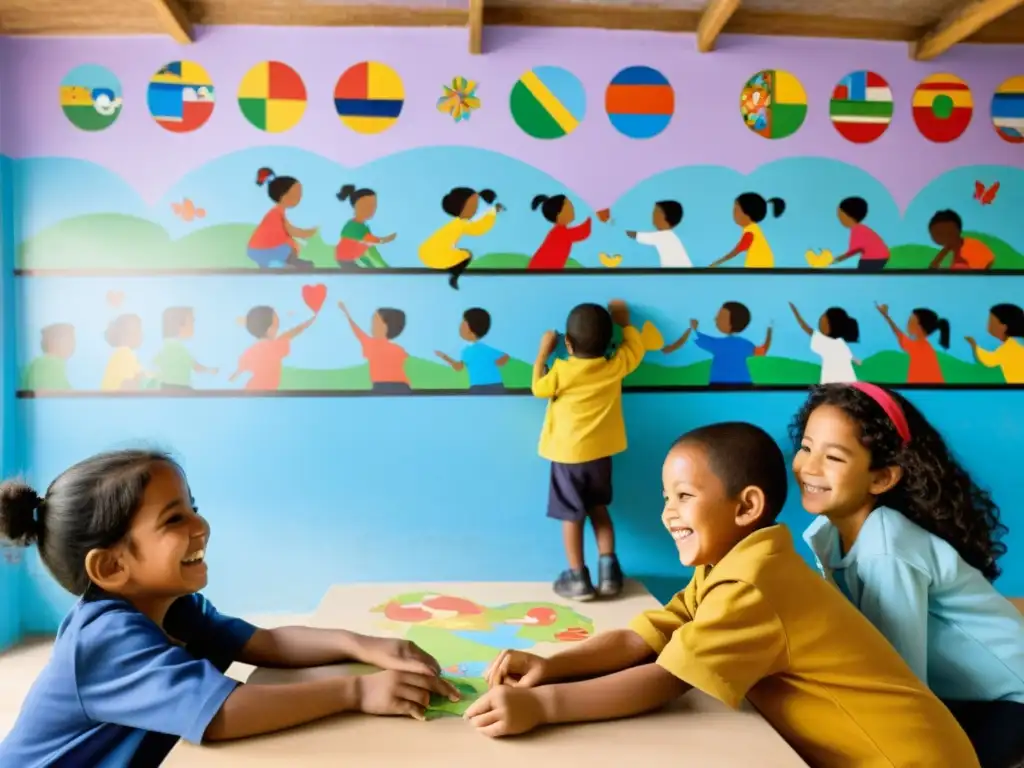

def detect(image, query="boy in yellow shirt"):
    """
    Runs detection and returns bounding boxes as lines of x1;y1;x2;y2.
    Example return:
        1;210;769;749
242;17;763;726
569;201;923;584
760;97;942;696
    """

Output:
467;422;980;768
532;300;645;601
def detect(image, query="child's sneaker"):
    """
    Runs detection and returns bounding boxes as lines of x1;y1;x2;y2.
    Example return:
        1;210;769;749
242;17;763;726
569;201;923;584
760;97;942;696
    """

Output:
597;554;624;598
553;567;596;601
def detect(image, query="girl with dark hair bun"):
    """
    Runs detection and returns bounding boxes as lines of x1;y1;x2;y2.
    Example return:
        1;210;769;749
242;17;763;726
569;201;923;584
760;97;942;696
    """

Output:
526;193;607;271
875;303;949;384
335;183;394;270
247;167;317;270
418;187;504;289
788;303;861;384
711;192;786;268
792;384;1024;768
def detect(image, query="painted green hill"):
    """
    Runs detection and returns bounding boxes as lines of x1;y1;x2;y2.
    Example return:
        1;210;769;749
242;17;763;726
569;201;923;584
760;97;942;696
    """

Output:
280;356;533;391
887;232;1024;270
469;253;582;270
18;214;171;270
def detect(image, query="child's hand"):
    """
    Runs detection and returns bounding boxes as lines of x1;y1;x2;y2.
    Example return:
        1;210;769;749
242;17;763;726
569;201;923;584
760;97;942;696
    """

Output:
875;302;889;316
381;233;397;244
464;685;545;738
486;649;548;689
337;300;348;313
357;636;442;677
608;299;629;327
689;318;699;330
495;203;506;213
538;330;559;358
357;670;460;721
965;335;977;348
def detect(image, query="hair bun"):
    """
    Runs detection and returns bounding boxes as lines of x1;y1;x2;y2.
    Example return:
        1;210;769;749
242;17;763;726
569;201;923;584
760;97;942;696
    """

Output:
0;481;42;545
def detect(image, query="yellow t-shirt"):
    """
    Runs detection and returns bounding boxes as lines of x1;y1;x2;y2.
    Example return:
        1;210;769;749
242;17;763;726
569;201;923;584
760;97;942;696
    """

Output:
742;222;774;268
101;347;142;391
976;337;1024;383
418;208;498;270
533;326;645;464
628;525;979;768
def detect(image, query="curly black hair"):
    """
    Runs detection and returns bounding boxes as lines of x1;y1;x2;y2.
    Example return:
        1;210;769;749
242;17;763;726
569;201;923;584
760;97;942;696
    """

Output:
789;384;1007;581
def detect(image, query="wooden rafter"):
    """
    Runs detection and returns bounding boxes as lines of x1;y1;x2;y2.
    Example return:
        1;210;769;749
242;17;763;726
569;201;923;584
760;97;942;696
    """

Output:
696;0;742;52
468;0;485;54
149;0;193;43
913;0;1024;60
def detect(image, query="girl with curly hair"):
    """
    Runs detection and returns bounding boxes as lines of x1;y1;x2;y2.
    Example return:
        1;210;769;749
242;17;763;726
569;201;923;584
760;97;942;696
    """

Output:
790;383;1024;768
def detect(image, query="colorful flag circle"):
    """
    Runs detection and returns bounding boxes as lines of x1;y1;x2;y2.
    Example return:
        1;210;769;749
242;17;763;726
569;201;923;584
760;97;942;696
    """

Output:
510;66;586;140
61;64;123;132
830;71;893;144
991;75;1024;144
147;61;215;133
334;62;404;134
605;66;674;139
912;73;972;143
238;61;307;133
740;69;807;140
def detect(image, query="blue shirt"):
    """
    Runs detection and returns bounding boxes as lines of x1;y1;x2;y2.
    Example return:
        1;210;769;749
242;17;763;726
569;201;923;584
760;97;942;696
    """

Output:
461;342;505;387
695;333;755;385
0;592;256;767
803;506;1024;704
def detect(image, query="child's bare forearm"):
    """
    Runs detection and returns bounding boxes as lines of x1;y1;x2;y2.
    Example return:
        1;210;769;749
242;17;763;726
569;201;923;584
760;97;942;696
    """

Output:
204;676;361;742
536;663;690;724
239;627;368;668
543;629;654;681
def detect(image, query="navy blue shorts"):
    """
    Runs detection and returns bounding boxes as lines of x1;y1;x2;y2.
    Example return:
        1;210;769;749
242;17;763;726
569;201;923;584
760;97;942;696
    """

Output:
547;458;613;522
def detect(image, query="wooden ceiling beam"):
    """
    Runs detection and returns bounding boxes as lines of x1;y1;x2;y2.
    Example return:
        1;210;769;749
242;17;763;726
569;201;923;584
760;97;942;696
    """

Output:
912;0;1024;60
696;0;742;52
469;0;485;54
150;0;194;43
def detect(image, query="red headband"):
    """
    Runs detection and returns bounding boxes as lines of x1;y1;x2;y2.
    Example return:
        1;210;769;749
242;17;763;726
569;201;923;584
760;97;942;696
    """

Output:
849;382;911;446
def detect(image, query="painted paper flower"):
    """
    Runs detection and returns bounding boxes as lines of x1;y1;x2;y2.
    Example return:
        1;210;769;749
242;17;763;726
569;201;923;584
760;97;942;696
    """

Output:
438;77;481;122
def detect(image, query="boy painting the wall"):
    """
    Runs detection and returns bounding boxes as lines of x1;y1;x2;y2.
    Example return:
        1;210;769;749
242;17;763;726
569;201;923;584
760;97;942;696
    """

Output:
22;323;75;392
532;299;645;601
154;307;218;390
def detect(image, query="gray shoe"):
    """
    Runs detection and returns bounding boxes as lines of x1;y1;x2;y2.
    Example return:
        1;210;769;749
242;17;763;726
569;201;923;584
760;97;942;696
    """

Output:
553;567;596;601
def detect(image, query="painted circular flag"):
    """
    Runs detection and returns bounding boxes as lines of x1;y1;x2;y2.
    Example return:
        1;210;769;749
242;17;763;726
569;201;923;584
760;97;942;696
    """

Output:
510;66;586;140
238;61;307;133
740;70;807;140
147;61;215;133
60;64;123;132
991;75;1024;144
605;66;674;139
830;71;893;144
334;62;404;134
912;73;972;143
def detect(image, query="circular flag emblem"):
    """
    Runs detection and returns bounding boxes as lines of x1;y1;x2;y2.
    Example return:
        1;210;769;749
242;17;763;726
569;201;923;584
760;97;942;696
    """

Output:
605;66;674;139
334;62;404;134
147;61;215;133
238;61;307;133
60;64;123;132
830;71;893;144
740;69;807;140
510;66;585;140
992;75;1024;144
912;73;972;143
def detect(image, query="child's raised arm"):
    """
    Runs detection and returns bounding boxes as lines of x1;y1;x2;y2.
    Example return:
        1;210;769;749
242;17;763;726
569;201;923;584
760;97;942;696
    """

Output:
281;314;317;342
789;303;813;336
531;331;560;398
608;300;645;376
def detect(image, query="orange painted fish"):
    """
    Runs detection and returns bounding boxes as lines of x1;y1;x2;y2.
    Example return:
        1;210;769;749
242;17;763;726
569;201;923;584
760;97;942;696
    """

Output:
172;198;206;222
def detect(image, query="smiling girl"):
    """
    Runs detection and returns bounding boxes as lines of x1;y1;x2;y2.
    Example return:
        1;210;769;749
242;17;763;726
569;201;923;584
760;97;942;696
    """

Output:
0;451;458;765
791;384;1024;768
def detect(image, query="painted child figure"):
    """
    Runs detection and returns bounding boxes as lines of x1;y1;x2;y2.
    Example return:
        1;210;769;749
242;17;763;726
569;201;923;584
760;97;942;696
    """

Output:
435;307;510;393
626;200;691;268
465;423;980;768
662;302;771;386
0;451;460;766
229;306;317;391
532;300;645;601
928;209;995;271
22;323;75;392
154;307;218;390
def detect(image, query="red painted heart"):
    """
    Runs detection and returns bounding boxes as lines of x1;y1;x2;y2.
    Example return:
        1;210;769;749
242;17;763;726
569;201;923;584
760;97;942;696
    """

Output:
301;284;327;314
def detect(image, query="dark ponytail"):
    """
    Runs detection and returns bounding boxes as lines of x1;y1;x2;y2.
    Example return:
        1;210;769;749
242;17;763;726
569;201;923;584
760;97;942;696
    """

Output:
914;308;950;349
478;189;497;205
824;307;859;343
257;167;299;203
736;192;786;223
531;193;568;224
337;184;376;206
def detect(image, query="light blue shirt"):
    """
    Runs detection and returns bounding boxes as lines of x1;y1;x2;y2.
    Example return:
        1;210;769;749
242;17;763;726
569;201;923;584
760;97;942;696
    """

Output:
803;506;1024;704
0;592;256;767
461;342;505;387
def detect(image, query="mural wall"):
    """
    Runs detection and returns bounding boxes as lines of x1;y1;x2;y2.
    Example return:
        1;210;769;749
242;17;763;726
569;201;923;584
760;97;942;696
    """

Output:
2;29;1023;615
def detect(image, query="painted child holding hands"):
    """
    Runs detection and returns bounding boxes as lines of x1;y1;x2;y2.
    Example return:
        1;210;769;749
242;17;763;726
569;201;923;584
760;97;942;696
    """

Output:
0;451;459;765
465;423;979;768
